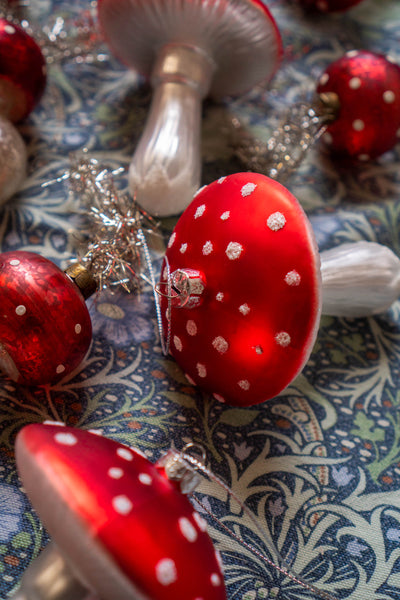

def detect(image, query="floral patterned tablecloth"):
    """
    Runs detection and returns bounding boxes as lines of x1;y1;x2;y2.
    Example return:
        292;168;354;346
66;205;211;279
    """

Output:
1;0;400;599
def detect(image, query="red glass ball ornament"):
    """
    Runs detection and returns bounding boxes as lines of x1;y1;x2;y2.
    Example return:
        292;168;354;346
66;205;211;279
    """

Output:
297;0;364;12
0;251;92;386
317;50;400;160
0;18;47;122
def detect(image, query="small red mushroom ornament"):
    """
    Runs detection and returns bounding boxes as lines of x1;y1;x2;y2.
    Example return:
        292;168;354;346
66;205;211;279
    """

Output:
159;172;322;406
15;423;226;600
317;50;400;160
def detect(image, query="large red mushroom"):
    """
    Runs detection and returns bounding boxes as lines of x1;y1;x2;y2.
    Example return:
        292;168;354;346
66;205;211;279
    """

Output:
14;422;226;600
159;172;400;406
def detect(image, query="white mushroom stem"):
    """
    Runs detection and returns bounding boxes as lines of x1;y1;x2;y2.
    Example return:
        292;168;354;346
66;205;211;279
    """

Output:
11;543;90;600
129;43;215;217
320;241;400;317
0;114;27;206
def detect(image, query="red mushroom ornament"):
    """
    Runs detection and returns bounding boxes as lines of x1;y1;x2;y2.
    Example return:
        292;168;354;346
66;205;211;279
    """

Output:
14;423;226;600
0;18;46;205
159;172;322;406
159;172;400;406
97;0;282;216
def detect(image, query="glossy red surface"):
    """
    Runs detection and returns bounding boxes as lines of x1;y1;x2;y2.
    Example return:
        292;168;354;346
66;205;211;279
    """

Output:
0;18;46;122
159;173;322;406
0;251;92;385
317;50;400;159
297;0;364;12
16;424;227;600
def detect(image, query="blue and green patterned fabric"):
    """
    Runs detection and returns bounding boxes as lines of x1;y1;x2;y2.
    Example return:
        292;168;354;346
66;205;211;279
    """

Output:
1;0;400;598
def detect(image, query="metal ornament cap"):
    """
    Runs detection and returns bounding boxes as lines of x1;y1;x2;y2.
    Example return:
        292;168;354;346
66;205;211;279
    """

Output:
160;172;322;406
15;423;226;600
97;0;282;217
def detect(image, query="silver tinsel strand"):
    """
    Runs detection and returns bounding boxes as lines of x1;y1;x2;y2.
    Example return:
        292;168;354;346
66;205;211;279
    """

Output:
234;93;339;182
67;154;159;294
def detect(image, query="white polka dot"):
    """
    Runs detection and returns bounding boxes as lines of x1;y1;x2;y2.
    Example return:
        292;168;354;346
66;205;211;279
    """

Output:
179;517;198;542
225;242;243;260
267;212;286;231
319;73;329;86
358;154;370;161
117;447;134;461
197;363;207;378
4;25;15;34
217;176;226;184
254;345;263;355
202;241;213;255
241;182;257;197
15;305;26;316
186;320;197;336
193;511;208;531
180;243;188;254
54;432;78;446
173;336;183;351
194;204;206;218
220;211;230;220
56;364;66;374
155;558;177;586
387;55;397;64
275;332;291;347
239;304;250;315
211;573;222;586
112;495;133;515
9;259;20;266
212;336;229;354
349;77;361;90
75;323;82;334
352;119;365;131
108;467;124;479
44;420;65;427
216;292;224;302
238;380;250;390
346;50;359;58
383;90;396;103
167;232;176;248
285;270;301;286
138;473;152;485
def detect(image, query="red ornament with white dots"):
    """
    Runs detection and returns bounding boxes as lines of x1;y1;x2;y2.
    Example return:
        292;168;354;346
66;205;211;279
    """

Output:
159;173;321;407
16;423;227;600
0;18;46;122
317;50;400;160
0;251;92;385
297;0;364;12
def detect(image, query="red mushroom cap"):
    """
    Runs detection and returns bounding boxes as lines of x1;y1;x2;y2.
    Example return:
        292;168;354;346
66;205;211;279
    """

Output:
0;19;46;122
317;50;400;160
16;423;226;600
159;173;322;406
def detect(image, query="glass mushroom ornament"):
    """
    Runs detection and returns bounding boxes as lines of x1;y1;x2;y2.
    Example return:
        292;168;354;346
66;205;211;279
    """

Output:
236;50;400;181
97;0;282;216
13;423;226;600
0;17;46;205
0;160;156;387
158;172;400;407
